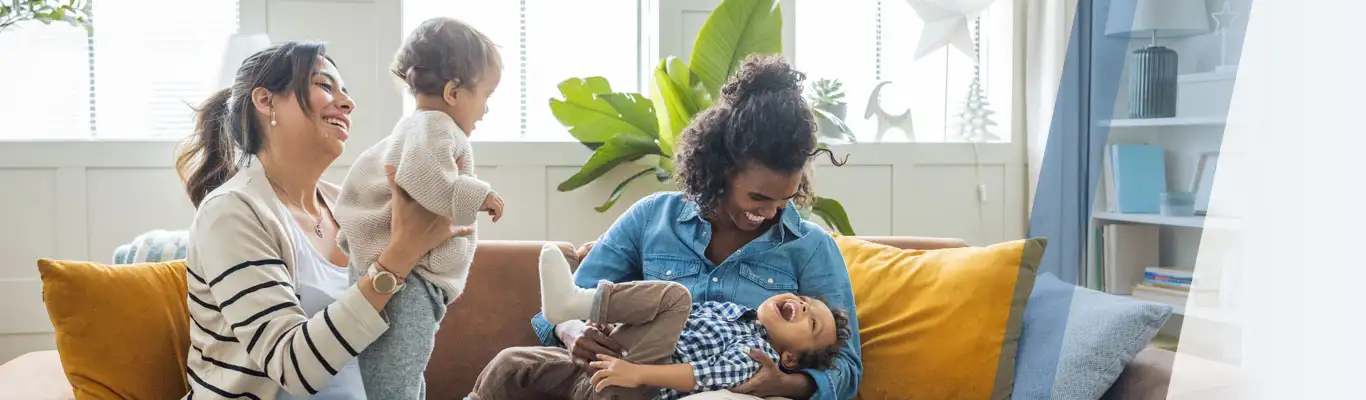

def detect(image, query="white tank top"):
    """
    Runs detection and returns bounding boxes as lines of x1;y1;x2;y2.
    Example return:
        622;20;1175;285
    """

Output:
275;198;366;400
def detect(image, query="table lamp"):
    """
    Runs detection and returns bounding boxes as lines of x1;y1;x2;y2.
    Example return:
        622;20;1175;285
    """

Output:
218;33;272;89
1105;0;1210;119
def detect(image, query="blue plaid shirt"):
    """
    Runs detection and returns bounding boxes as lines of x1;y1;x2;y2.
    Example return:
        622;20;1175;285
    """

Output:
657;301;780;400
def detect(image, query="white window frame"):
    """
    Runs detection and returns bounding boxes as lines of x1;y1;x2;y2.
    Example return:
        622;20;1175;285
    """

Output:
398;0;647;143
0;0;243;143
0;0;253;170
787;0;1018;144
0;0;1021;170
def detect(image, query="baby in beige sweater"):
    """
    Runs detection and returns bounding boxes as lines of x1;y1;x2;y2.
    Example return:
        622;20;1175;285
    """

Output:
332;17;505;400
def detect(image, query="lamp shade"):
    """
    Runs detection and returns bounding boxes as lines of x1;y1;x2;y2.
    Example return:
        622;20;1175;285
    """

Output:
1105;0;1210;38
217;33;271;89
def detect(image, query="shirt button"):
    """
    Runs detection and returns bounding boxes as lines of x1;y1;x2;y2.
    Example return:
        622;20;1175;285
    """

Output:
767;278;774;284
666;270;672;275
712;277;719;283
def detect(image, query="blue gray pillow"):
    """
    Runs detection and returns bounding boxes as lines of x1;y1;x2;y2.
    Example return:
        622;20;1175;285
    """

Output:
112;229;189;264
1012;273;1172;400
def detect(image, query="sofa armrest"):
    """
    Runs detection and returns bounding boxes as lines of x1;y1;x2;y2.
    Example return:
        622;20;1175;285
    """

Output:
0;350;74;400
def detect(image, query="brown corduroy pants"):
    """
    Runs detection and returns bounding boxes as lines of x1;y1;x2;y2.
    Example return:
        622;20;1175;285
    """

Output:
469;281;693;400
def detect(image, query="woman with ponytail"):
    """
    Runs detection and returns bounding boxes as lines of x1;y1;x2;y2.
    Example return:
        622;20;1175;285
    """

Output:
175;41;463;399
524;55;863;400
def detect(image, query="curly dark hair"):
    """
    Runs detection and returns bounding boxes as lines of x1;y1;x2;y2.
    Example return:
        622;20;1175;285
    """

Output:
795;307;853;371
673;55;845;216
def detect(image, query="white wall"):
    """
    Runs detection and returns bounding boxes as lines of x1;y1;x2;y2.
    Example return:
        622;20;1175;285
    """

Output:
0;0;1027;362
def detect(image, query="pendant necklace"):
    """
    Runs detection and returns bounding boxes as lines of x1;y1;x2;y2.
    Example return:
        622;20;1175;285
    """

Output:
267;177;324;238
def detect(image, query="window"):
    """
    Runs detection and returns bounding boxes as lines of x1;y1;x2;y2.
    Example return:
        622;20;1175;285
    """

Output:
402;0;640;142
796;0;1015;143
0;1;239;140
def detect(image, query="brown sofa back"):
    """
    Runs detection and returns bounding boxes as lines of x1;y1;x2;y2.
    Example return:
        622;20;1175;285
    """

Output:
424;236;969;399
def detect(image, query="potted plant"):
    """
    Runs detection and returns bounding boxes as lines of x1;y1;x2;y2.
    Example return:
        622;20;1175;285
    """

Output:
546;0;856;235
809;78;854;143
1;1;92;34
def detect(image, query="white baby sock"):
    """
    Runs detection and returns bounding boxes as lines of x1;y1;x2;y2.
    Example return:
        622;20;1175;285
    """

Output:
539;243;597;324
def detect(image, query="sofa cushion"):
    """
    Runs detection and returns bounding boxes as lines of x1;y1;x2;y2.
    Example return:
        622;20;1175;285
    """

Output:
1013;273;1172;400
833;235;1045;400
37;258;191;400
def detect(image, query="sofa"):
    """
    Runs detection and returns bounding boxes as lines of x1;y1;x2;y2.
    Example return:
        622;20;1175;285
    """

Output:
0;236;1178;399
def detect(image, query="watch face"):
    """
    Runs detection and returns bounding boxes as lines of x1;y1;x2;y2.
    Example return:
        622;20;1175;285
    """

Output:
374;273;397;293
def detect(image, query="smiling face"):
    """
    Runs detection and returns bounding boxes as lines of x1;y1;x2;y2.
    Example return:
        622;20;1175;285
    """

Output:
253;56;355;164
755;293;839;370
719;162;803;232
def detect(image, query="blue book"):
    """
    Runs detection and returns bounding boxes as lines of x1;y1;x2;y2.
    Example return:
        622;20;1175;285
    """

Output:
1110;145;1167;214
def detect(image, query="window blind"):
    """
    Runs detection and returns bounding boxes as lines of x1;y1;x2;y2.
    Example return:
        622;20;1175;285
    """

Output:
402;0;639;142
0;0;238;140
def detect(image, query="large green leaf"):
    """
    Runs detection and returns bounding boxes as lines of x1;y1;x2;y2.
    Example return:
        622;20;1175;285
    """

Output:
600;93;658;137
811;196;856;235
595;167;665;212
689;0;784;96
557;135;663;192
549;77;658;144
650;57;707;156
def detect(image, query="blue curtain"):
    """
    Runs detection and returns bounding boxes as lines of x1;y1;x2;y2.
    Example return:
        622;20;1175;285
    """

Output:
1027;0;1133;284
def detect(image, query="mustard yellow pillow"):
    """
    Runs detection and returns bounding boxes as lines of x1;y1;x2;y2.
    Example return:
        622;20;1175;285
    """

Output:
37;258;191;400
834;236;1046;400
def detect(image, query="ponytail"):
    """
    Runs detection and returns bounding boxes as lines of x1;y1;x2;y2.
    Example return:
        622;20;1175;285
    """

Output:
176;88;237;208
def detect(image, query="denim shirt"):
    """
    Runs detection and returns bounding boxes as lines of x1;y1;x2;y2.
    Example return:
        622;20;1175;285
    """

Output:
530;192;863;400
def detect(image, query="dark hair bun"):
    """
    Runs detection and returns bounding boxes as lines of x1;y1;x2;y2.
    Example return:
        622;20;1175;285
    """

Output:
720;55;805;103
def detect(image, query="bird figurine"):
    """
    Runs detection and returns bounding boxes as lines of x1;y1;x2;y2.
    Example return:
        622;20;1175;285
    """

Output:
864;81;915;142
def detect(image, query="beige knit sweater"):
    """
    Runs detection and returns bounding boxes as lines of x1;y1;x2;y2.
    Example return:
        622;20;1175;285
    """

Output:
334;110;491;303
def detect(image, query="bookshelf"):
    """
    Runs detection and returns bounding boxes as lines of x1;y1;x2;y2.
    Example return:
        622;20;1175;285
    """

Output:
1093;212;1242;231
1093;212;1204;228
1086;67;1240;347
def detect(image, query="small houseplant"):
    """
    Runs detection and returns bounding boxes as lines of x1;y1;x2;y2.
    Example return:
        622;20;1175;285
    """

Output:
547;0;856;235
0;1;92;34
809;78;854;143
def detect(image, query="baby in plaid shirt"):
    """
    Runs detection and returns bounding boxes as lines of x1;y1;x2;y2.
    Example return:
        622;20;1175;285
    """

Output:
468;244;852;400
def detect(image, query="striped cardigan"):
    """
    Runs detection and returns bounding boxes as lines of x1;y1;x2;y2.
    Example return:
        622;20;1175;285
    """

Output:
183;159;388;400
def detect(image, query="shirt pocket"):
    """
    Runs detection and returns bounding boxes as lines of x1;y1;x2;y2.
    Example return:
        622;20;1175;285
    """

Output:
739;261;799;294
642;254;704;287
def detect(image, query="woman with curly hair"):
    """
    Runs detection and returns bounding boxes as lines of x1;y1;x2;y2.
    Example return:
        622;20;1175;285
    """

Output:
527;55;862;400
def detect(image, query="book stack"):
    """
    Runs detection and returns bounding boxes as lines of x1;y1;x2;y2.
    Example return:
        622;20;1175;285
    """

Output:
1130;267;1192;308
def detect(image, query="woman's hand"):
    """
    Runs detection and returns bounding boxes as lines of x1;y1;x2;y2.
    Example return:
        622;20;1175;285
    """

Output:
556;321;626;368
377;164;472;276
733;348;814;398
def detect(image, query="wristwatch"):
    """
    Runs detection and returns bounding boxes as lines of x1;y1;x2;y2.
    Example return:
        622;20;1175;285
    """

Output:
367;262;405;294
